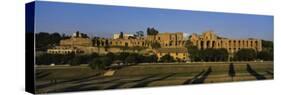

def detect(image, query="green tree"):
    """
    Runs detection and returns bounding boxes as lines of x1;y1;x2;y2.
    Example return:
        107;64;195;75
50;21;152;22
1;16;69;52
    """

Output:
262;40;273;49
105;52;115;61
125;53;145;64
234;49;257;61
60;53;75;64
134;53;145;63
116;52;130;61
89;52;99;58
88;58;105;70
160;54;175;62
36;53;74;65
188;46;201;61
125;55;137;64
36;54;52;65
36;32;62;51
99;57;113;66
88;57;112;70
257;51;273;61
36;32;51;50
146;27;159;35
78;55;92;64
198;48;229;62
200;48;214;61
259;40;273;61
119;32;124;39
50;33;61;46
68;56;81;66
51;54;63;64
145;54;158;63
185;40;201;61
216;48;229;61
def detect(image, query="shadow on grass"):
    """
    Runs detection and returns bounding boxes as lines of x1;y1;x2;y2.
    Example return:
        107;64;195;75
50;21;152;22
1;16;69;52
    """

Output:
73;75;105;84
53;75;157;92
266;70;273;76
53;83;101;92
36;71;52;79
191;67;212;84
246;64;266;80
50;78;121;92
105;75;157;89
228;63;236;81
131;73;176;88
36;73;101;89
183;70;205;84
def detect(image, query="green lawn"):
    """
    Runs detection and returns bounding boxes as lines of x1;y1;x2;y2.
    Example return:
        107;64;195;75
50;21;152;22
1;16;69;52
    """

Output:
35;62;273;94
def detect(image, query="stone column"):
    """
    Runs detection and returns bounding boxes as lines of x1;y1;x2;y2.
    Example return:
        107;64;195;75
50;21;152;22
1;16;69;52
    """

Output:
258;40;262;51
197;40;201;50
210;40;213;48
203;41;207;49
252;40;256;50
239;40;243;48
214;41;217;48
247;40;250;48
244;40;247;48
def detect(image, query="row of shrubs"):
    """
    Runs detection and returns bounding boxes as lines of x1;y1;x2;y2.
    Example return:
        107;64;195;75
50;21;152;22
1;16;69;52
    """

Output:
188;47;273;62
36;52;175;70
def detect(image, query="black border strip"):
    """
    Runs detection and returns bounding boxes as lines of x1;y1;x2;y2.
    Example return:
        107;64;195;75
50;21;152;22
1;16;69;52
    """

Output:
25;1;35;94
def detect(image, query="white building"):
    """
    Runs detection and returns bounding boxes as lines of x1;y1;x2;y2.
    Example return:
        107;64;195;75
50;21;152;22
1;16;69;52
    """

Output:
113;33;134;39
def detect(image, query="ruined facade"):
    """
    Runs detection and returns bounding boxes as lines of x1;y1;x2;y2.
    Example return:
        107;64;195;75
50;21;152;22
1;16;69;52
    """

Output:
92;32;186;48
47;31;262;61
190;31;262;54
47;32;188;61
47;32;92;54
146;32;186;48
60;32;92;47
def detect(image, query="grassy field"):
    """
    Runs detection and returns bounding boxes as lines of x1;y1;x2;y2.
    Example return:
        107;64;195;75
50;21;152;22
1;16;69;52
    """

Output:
35;62;273;94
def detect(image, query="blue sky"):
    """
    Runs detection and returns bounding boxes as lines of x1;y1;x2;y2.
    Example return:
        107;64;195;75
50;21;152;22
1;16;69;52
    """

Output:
35;1;273;41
